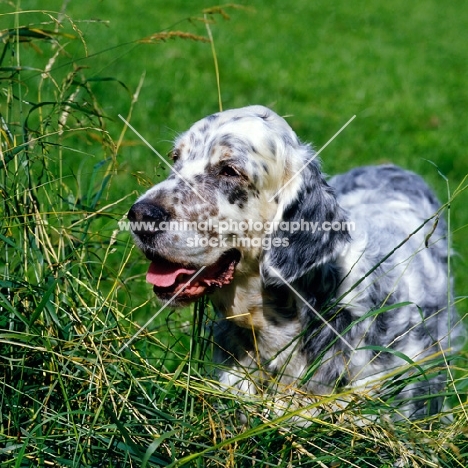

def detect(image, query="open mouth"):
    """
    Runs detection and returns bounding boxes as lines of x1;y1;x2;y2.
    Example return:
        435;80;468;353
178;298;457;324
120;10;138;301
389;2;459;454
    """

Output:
145;249;241;302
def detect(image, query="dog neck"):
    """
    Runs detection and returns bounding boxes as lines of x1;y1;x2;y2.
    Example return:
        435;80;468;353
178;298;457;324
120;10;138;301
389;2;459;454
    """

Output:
211;273;298;330
211;274;266;328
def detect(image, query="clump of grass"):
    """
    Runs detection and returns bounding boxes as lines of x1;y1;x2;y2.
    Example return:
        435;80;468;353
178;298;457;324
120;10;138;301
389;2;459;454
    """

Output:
1;4;468;468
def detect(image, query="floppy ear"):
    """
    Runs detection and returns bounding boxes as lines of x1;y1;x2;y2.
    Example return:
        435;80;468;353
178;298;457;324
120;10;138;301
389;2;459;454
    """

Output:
261;153;350;286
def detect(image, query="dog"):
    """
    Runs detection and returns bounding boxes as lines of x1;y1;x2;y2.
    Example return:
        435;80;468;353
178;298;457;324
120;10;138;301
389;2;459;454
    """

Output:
128;105;462;419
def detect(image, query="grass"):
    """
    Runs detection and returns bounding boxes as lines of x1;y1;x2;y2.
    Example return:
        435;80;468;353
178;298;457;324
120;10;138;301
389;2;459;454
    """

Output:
1;0;468;466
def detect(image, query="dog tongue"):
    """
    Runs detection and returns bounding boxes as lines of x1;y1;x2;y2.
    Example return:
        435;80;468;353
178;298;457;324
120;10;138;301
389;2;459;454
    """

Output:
146;260;196;287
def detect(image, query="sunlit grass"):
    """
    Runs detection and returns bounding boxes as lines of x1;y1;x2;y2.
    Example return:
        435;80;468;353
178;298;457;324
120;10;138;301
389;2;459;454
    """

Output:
1;2;468;467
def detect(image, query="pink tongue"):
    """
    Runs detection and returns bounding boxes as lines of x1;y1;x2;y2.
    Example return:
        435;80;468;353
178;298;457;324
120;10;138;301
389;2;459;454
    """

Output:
146;260;196;287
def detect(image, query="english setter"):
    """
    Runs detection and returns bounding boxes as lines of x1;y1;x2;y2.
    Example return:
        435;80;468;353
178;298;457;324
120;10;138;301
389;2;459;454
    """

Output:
128;105;462;419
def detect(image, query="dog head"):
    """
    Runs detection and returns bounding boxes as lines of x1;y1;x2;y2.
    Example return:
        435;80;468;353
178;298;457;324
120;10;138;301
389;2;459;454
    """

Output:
128;106;349;304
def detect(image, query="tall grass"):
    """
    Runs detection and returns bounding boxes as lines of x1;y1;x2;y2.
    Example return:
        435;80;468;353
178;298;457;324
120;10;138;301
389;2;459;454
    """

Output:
1;4;468;467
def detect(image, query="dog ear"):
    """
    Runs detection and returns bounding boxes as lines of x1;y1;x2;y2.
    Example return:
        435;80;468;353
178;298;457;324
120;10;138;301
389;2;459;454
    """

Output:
261;152;350;286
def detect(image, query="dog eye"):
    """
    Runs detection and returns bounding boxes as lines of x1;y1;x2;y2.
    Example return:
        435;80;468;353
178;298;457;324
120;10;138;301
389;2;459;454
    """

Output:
220;164;241;177
170;149;181;162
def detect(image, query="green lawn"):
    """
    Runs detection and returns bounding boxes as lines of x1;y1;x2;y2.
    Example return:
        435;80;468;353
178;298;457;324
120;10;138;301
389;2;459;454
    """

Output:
1;0;467;466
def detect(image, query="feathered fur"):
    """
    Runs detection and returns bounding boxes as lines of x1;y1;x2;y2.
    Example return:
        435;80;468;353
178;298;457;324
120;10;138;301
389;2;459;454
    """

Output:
129;106;463;418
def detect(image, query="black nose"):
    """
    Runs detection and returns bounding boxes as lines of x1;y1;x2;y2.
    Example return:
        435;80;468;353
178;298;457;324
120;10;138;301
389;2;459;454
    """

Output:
127;201;170;238
128;201;169;223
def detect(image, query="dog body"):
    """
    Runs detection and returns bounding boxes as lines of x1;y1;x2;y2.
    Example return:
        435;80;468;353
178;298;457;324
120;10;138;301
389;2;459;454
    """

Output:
129;106;461;417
